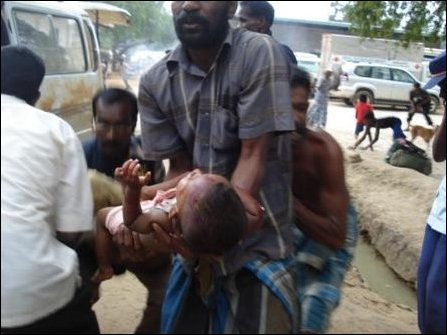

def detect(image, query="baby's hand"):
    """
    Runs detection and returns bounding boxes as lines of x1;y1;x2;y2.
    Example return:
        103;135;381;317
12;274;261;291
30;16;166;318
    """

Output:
115;159;150;190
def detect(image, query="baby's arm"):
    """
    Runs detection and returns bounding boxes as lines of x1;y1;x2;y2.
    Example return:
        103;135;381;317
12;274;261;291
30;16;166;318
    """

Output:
117;160;171;233
115;159;150;228
124;207;171;234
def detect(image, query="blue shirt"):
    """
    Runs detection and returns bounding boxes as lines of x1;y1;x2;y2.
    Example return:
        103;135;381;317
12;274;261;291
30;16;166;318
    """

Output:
83;136;165;184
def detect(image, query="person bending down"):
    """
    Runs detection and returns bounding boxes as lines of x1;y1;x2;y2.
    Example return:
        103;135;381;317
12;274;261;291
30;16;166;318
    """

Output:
349;112;406;151
92;159;264;284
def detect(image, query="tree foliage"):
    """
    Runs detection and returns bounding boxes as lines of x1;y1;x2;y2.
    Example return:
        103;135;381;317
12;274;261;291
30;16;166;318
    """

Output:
98;1;176;50
331;1;446;46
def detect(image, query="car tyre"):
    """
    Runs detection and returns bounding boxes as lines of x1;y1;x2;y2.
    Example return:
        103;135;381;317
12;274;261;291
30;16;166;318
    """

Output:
343;98;353;106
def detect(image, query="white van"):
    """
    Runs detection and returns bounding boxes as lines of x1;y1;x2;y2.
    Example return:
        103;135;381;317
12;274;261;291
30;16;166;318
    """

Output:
294;52;321;82
2;1;104;139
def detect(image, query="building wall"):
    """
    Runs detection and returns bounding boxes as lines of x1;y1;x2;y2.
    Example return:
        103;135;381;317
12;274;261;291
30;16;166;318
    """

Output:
271;20;351;55
271;19;443;55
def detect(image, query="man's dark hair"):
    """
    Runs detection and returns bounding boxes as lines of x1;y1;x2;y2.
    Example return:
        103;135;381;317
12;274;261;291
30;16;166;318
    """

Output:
290;67;312;93
1;46;45;105
184;182;247;255
364;112;375;121
239;1;274;27
414;82;421;89
359;94;368;103
92;88;138;128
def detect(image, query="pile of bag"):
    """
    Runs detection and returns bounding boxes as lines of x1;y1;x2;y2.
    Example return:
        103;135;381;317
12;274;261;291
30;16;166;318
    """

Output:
385;140;432;175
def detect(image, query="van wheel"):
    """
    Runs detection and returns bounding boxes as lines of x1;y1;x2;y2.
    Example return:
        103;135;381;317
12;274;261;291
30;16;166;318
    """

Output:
429;95;439;113
353;90;374;105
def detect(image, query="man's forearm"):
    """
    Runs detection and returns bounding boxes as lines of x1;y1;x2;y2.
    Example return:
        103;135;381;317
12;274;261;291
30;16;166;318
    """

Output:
231;135;271;195
231;159;264;195
294;199;345;250
56;231;89;249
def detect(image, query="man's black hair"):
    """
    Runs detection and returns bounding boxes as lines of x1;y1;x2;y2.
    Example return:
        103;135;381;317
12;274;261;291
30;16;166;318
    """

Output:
359;94;368;103
1;46;45;105
364;112;375;120
92;88;138;128
290;67;312;93
239;1;274;27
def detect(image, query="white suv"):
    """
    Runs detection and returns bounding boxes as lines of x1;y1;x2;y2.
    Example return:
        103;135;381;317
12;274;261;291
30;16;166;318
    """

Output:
331;63;440;112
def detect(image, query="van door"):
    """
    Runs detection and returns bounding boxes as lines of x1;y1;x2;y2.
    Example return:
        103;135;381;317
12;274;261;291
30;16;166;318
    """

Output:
370;67;393;101
390;68;416;103
3;2;103;140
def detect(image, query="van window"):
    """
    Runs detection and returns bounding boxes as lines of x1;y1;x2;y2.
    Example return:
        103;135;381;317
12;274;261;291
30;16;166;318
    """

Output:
13;10;86;74
83;21;98;71
1;15;10;46
391;69;415;83
371;67;391;80
298;61;319;76
354;66;371;78
52;16;86;72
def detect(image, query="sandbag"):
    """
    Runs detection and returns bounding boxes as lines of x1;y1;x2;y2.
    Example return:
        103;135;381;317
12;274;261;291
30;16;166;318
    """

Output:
385;141;432;175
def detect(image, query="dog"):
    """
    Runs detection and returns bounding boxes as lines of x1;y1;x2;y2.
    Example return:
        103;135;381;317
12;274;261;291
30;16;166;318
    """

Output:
409;125;439;147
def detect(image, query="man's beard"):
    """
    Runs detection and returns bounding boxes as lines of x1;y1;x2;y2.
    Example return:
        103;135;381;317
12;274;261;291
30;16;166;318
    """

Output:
174;12;229;50
100;142;128;160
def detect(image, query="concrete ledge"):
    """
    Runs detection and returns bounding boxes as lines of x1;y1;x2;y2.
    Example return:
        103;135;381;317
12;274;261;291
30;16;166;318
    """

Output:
346;154;439;286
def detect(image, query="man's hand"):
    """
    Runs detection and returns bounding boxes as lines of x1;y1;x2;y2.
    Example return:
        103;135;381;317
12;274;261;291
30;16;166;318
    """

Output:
152;223;195;259
234;186;265;235
115;159;151;191
112;225;150;263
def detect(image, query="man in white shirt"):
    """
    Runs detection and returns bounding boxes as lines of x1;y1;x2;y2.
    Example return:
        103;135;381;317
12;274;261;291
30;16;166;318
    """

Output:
1;46;99;333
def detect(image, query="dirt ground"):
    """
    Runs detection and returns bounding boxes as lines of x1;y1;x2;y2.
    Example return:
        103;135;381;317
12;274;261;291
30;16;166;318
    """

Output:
93;265;418;334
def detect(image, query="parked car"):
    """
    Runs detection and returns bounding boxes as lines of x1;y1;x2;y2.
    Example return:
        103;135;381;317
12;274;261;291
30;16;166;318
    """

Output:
121;44;165;80
294;52;320;84
331;62;440;112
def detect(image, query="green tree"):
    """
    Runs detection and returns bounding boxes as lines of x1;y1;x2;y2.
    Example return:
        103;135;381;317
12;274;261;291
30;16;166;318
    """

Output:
98;1;176;50
332;1;446;46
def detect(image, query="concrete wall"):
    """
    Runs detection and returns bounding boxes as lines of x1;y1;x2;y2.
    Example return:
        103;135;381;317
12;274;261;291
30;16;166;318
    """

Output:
271;20;351;55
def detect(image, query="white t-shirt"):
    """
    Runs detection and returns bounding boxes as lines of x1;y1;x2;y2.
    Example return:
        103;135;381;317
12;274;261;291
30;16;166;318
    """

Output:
1;94;93;327
427;176;446;235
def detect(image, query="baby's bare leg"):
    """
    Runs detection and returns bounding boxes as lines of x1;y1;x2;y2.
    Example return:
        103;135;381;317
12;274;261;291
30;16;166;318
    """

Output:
91;207;115;284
